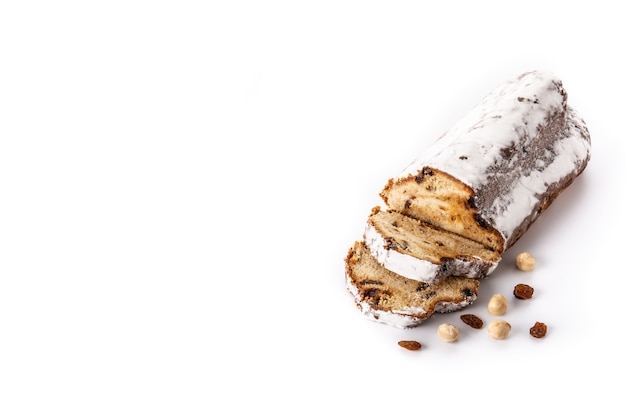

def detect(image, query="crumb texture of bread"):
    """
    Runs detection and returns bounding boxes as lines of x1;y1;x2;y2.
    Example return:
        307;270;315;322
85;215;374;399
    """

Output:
345;241;479;329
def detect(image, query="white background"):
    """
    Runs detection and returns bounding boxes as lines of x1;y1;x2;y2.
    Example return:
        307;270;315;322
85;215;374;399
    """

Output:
1;1;624;416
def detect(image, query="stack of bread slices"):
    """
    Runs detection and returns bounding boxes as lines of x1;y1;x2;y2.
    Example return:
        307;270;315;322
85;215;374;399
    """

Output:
345;70;591;328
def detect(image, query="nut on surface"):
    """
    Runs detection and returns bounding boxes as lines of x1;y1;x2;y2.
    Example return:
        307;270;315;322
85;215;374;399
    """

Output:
487;294;508;315
487;320;511;340
515;252;535;271
437;323;460;342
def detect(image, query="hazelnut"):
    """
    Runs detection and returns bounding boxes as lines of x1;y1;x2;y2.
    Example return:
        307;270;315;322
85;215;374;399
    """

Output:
487;320;511;340
515;252;535;271
437;323;460;342
487;294;508;315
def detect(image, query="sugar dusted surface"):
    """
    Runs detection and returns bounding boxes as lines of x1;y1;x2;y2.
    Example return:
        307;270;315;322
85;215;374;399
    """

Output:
490;108;591;243
397;71;566;187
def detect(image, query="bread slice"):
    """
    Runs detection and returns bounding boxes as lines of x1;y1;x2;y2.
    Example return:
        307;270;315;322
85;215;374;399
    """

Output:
380;71;591;252
365;206;500;283
345;240;479;329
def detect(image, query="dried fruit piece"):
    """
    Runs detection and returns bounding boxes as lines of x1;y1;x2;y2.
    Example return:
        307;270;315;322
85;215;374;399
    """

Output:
460;314;484;329
530;322;547;338
487;320;511;340
515;252;536;271
398;340;422;351
514;283;535;300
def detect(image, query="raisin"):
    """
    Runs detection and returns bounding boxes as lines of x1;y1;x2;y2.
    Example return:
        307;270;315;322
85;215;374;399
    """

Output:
416;169;433;183
384;237;396;250
514;283;534;299
461;288;475;298
440;256;454;264
423;291;437;299
460;314;483;329
363;288;380;303
474;213;489;229
500;145;515;159
530;322;547;338
360;280;383;286
398;340;422;351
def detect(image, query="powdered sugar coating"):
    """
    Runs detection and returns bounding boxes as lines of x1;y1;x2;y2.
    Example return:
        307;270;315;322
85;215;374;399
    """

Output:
398;71;565;185
434;298;476;314
490;108;590;243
